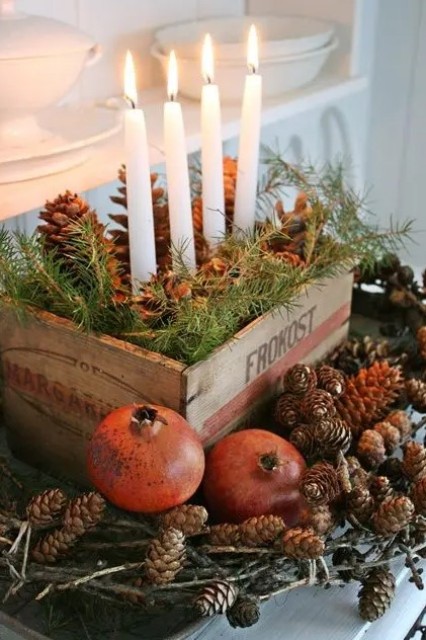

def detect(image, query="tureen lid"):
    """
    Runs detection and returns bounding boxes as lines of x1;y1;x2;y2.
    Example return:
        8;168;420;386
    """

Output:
0;3;95;59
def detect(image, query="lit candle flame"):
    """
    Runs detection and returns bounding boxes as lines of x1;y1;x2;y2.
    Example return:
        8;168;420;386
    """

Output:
247;24;258;73
168;50;178;101
124;50;138;108
202;33;214;84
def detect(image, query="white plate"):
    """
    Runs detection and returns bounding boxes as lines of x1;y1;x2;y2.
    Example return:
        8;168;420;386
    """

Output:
154;15;335;61
0;105;122;184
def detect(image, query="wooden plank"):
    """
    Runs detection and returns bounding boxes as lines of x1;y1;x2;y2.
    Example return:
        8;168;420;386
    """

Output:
0;308;184;483
185;273;353;442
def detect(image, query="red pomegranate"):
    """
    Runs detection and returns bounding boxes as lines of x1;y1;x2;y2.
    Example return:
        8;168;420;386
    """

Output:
203;429;306;526
87;404;205;513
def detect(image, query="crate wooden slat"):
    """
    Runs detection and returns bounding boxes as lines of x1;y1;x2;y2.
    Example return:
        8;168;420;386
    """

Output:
0;272;353;483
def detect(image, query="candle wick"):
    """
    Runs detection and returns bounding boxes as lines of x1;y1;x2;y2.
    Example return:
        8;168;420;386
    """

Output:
124;95;136;109
248;64;257;75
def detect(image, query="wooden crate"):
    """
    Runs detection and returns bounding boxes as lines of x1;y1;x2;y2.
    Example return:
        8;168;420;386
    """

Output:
0;273;353;483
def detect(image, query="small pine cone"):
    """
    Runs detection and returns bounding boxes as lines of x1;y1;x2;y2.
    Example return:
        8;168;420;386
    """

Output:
346;486;375;525
373;421;401;454
402;441;426;482
145;528;186;585
417;326;426;360
160;505;208;536
387;410;412;438
313;417;352;457
357;430;386;470
410;476;426;515
301;389;336;423
283;364;317;396
369;476;394;503
332;547;366;582
316;365;346;398
406;379;426;413
358;569;396;621
307;505;336;536
195;580;238;616
274;393;302;430
281;526;325;559
208;524;241;546
240;515;285;547
289;424;317;458
373;495;415;535
32;527;79;563
26;489;67;527
63;492;105;533
300;462;341;506
227;596;260;629
346;456;370;487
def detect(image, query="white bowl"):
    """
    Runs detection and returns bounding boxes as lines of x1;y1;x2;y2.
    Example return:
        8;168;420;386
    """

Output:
0;5;101;146
151;37;338;103
154;15;335;61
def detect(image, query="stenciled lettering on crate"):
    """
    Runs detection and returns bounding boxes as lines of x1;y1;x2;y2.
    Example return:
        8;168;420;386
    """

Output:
0;273;353;483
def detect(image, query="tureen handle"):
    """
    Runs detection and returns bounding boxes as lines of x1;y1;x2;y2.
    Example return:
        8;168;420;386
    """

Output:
85;43;103;67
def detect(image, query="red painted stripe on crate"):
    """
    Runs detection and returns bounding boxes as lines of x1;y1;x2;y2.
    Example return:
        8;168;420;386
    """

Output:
201;301;351;443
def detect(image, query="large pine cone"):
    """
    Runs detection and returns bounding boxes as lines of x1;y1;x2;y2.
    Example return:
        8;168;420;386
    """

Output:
373;421;401;454
417;326;426;360
281;526;325;559
358;569;395;621
306;504;336;536
313;417;352;457
387;410;412;438
227;596;260;628
357;430;386;469
316;365;346;398
63;492;105;533
32;527;79;563
336;362;404;437
373;495;415;535
26;489;67;527
300;462;341;506
369;476;394;504
274;393;302;430
290;424;317;458
160;505;208;536
406;379;426;413
223;156;238;232
346;486;374;525
208;524;241;546
301;389;336;423
283;364;317;396
328;336;390;376
402;442;426;482
240;515;285;546
410;476;426;515
145;528;186;585
195;580;238;616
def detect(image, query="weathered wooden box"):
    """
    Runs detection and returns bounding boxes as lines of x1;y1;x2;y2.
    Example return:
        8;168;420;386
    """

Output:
0;272;352;483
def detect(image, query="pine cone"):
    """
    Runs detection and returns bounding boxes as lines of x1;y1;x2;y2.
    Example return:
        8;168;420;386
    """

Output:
160;505;208;536
223;156;238;232
387;410;412;438
32;527;79;563
283;364;317;396
208;524;241;546
373;421;401;454
328;336;390;376
313;417;352;457
227;596;260;628
336;362;404;437
358;569;395;621
300;462;341;506
345;456;370;488
410;476;426;515
145;528;186;585
402;441;426;482
346;486;374;525
195;580;238;616
357;430;386;469
406;379;426;413
63;492;105;533
417;326;426;360
307;505;336;536
373;495;415;535
289;424;317;458
274;393;302;430
332;547;366;582
301;390;336;423
240;515;285;547
316;365;346;398
369;476;394;503
281;526;325;559
26;489;67;527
